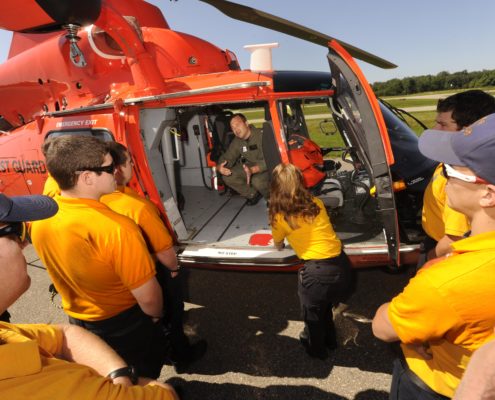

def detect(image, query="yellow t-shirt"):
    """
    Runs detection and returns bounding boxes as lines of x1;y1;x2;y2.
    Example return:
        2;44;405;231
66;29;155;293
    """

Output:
122;186;145;200
422;163;470;241
388;231;495;397
0;322;175;399
42;175;61;198
271;197;341;260
101;188;173;254
30;196;156;321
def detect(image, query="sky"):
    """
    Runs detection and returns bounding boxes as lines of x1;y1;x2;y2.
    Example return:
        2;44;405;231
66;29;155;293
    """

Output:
0;0;494;83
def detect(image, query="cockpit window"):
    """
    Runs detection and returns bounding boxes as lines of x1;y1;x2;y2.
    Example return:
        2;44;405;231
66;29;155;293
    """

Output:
278;98;344;153
46;129;114;142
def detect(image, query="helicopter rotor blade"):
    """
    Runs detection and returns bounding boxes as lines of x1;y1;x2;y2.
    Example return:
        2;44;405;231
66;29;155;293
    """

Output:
199;0;397;69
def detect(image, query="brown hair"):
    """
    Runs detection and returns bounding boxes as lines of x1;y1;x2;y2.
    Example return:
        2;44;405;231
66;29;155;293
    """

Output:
43;136;109;190
268;163;320;229
106;141;129;167
437;90;495;129
230;113;247;124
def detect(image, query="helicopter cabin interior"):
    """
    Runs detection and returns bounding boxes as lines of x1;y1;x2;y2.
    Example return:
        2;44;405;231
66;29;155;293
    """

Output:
136;94;429;270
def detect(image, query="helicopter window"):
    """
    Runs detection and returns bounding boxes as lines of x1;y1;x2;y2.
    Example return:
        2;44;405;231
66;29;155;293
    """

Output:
203;104;268;159
379;103;437;190
278;98;344;157
45;129;115;142
222;106;267;129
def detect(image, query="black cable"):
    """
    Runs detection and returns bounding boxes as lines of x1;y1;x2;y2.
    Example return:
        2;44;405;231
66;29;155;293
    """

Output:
195;134;212;191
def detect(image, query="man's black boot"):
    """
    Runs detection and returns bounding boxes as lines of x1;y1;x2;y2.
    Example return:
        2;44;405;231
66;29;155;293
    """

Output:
171;339;208;374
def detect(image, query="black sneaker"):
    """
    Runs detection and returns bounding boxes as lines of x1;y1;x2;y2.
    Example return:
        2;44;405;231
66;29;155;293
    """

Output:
246;192;262;206
300;328;338;350
171;339;208;374
299;334;328;360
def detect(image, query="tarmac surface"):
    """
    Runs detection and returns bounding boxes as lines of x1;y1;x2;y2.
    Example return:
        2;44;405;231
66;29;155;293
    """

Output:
12;245;414;400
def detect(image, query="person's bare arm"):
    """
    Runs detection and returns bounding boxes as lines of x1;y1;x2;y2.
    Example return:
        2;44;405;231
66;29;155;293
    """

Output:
56;324;132;385
432;234;462;258
156;247;179;278
0;237;30;313
454;339;495;399
372;303;400;342
56;324;179;394
131;276;163;318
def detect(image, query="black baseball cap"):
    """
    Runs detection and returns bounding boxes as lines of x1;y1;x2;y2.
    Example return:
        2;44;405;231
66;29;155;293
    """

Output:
0;193;58;222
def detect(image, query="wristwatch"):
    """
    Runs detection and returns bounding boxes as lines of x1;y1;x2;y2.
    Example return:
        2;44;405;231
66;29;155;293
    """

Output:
107;366;138;385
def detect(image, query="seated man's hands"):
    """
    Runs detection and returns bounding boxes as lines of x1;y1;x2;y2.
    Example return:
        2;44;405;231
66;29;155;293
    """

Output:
243;164;252;186
217;161;232;176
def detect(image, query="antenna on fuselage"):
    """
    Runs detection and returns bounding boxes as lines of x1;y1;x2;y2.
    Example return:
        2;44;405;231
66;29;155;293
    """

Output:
243;42;279;71
63;24;87;68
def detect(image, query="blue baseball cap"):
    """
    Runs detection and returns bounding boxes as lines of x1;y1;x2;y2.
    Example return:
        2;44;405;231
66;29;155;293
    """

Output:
418;113;495;184
0;193;58;222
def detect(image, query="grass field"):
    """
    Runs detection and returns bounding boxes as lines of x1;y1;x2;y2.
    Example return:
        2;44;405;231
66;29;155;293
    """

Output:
383;98;437;109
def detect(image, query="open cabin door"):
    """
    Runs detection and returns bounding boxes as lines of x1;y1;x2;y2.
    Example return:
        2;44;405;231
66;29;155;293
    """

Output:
327;40;400;266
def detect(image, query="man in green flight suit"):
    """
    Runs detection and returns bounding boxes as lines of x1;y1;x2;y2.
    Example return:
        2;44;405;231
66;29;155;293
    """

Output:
216;113;269;205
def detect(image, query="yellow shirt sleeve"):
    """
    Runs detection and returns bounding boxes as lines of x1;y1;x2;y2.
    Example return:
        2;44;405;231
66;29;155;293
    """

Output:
1;323;64;356
135;205;173;253
108;222;157;291
42;175;61;198
271;215;288;244
0;323;177;400
388;271;459;344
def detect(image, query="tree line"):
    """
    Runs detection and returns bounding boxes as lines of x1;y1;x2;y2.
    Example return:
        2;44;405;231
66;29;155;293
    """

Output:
372;69;495;96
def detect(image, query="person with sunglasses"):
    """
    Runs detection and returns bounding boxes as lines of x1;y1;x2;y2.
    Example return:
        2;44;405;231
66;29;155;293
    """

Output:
100;142;207;373
30;136;168;379
372;113;495;399
0;193;179;399
40;141;208;373
419;90;495;267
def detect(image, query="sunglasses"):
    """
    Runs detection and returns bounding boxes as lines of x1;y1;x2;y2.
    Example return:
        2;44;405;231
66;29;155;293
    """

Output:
0;222;27;242
77;162;115;175
441;163;489;184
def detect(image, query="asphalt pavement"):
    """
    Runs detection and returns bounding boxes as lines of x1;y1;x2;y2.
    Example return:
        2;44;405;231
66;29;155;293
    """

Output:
11;245;414;400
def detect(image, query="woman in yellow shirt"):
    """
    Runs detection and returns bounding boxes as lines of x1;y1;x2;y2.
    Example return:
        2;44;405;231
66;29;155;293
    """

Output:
269;163;352;359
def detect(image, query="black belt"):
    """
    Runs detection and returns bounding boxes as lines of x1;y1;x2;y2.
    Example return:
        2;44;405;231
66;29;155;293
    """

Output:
69;304;147;336
398;357;449;398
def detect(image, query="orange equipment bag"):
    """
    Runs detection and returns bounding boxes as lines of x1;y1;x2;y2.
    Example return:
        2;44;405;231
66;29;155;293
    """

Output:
288;134;326;188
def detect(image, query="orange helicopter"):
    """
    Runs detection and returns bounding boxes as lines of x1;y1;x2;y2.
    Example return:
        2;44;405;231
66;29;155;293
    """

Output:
0;0;436;271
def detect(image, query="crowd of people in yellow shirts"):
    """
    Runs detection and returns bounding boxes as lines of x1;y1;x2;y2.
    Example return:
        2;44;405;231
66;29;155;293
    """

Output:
1;90;495;399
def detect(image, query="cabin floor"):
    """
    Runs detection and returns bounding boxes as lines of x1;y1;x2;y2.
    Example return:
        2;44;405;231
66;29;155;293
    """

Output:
180;186;270;245
179;185;386;250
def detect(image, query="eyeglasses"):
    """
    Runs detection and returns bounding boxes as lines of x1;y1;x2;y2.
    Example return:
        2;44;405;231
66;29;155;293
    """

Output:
441;163;489;184
77;163;115;175
0;222;27;242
